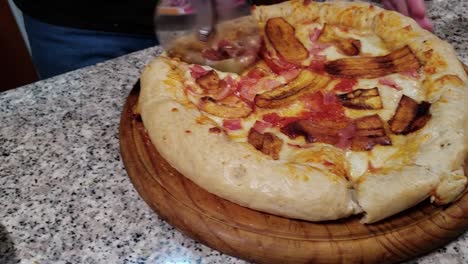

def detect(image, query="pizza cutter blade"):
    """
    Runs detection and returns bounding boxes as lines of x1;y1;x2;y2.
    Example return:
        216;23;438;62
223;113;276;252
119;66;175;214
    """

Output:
154;0;261;73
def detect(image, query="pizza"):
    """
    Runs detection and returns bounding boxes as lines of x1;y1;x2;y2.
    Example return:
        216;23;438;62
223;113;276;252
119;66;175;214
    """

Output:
135;0;468;223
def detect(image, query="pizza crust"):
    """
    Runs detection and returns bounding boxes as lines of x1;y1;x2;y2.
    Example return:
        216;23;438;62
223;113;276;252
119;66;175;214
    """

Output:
137;58;361;221
254;0;467;223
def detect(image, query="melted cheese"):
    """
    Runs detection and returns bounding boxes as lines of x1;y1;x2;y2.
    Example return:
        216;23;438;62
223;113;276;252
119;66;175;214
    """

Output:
345;151;368;181
296;23;390;65
369;145;399;169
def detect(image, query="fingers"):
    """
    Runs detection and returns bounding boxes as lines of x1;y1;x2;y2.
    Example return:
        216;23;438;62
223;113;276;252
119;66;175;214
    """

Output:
381;0;434;31
415;17;434;31
407;0;427;18
381;0;397;11
405;0;434;31
392;0;410;16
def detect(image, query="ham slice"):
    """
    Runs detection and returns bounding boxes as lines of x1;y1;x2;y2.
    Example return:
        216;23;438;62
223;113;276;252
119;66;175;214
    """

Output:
253;120;272;133
378;77;402;90
190;65;208;79
223;119;242;130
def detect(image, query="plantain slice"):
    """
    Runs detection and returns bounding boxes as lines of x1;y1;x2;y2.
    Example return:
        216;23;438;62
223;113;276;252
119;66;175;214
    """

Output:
281;114;391;151
255;70;331;108
354;114;387;136
265;17;309;63
257;70;316;99
248;129;283;160
200;96;252;118
325;46;421;79
388;95;431;135
319;24;361;56
351;114;392;151
337;88;383;109
281;119;349;145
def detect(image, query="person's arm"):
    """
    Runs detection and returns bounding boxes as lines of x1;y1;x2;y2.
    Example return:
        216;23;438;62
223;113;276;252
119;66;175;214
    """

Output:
381;0;433;31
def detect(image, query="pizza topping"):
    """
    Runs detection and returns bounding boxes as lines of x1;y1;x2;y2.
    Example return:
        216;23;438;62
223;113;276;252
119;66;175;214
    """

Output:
262;113;300;127
265;17;309;63
196;70;220;95
255;70;331;108
310;42;332;56
280;68;302;82
248;129;283;160
333;78;358;92
401;69;420;79
223;119;243;130
337;39;361;57
255;70;315;105
253;120;272;134
261;49;297;74
246;67;270;79
190;65;209;79
309;28;322;42
209;127;222;134
237;76;283;102
199;96;252;118
378;77;402;91
215;77;237;100
323;91;338;105
318;24;361;56
281;119;350;145
214;81;232;100
281;114;392;151
336;122;357;149
186;85;203;96
303;91;346;121
337;88;383;110
354;115;386;135
350;136;392;151
202;48;229;61
308;28;332;55
389;95;431;135
351;115;392;151
202;39;246;61
237;80;257;102
325;46;421;79
307;55;327;72
193;71;238;100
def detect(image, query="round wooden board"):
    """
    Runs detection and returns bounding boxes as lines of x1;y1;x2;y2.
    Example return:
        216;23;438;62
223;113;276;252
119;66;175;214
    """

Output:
119;81;468;264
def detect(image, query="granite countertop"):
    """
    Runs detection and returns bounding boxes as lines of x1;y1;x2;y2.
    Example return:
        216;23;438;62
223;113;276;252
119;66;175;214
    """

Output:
1;1;467;263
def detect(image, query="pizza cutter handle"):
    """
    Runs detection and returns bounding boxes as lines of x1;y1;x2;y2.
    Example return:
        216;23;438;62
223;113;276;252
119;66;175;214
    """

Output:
192;0;218;42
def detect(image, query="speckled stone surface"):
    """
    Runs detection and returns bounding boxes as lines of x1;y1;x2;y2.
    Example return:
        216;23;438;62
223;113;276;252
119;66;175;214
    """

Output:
0;1;467;263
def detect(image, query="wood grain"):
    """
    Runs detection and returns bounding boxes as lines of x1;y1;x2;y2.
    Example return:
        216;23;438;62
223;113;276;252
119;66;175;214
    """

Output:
120;82;468;264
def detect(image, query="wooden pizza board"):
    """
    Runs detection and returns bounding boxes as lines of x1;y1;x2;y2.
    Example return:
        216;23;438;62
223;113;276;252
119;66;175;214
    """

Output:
119;80;468;264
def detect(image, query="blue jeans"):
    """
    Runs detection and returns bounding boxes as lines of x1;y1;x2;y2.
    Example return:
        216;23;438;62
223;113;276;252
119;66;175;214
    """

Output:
23;15;158;79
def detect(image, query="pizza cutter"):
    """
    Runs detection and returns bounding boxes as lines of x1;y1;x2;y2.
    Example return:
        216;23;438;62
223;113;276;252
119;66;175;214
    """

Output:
154;0;263;73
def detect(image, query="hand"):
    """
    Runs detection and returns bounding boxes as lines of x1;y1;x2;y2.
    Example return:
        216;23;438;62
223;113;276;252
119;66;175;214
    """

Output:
381;0;433;31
